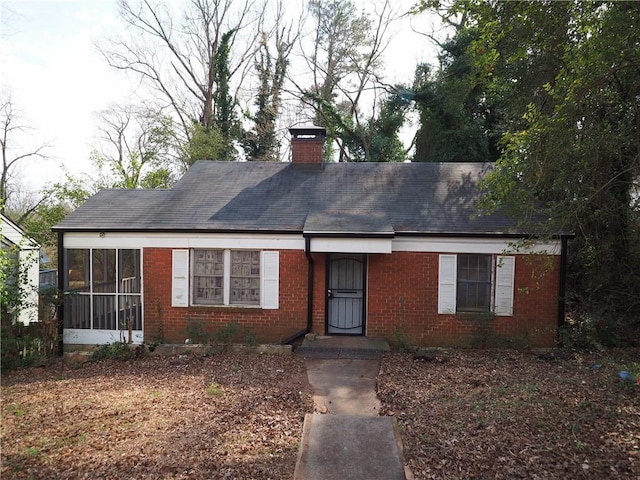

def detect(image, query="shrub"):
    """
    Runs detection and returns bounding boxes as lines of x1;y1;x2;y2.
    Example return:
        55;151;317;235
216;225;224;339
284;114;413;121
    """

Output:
91;342;134;361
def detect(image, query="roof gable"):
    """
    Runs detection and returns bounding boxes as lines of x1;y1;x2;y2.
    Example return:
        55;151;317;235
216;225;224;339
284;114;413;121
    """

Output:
1;214;40;249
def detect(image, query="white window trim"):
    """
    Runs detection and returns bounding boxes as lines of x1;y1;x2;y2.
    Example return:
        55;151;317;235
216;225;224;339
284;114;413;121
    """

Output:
438;254;515;316
173;249;279;309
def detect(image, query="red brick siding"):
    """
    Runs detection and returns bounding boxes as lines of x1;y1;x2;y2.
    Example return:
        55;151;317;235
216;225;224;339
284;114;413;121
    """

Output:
309;253;327;334
291;138;323;164
143;248;559;348
366;252;559;348
143;248;308;344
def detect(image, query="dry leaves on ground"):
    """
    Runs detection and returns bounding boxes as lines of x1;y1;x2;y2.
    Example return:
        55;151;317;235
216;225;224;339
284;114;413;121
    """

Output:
3;348;639;480
378;349;640;480
1;353;312;480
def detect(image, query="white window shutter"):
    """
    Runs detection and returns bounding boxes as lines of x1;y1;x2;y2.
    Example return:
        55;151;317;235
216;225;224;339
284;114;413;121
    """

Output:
171;249;189;307
261;251;279;309
495;256;515;316
438;255;457;314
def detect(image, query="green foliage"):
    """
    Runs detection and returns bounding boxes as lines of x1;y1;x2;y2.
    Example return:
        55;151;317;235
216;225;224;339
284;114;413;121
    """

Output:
19;202;68;253
211;30;242;161
304;91;409;162
0;238;59;371
0;242;37;325
390;320;416;353
1;318;59;372
411;29;502;162
205;381;224;397
184;319;255;348
420;1;640;339
305;0;402;162
211;320;241;345
243;28;292;162
91;106;178;189
90;342;134;361
462;314;532;349
184;123;225;165
559;310;638;350
184;318;213;344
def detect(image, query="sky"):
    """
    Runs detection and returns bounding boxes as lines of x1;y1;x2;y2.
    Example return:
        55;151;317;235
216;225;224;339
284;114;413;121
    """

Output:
1;0;441;196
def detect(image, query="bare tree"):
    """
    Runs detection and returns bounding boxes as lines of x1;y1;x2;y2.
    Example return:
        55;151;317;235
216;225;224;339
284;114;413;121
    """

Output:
294;0;402;161
92;104;177;188
0;95;49;214
99;0;267;156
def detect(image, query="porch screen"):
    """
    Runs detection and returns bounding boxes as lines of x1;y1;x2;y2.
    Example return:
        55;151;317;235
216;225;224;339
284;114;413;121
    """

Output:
63;248;142;331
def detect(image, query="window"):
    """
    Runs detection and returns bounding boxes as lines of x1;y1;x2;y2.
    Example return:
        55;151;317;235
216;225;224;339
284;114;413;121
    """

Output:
193;250;224;305
230;251;260;305
456;254;492;312
438;254;514;316
182;249;276;308
64;248;142;331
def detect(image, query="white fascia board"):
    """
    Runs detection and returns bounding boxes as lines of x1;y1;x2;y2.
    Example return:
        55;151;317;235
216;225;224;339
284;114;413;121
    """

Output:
62;232;305;250
310;237;392;254
392;237;561;255
63;329;144;345
1;215;40;249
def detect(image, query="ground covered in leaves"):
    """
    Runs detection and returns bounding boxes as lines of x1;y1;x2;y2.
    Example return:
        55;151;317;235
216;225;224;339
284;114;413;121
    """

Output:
378;349;640;479
1;352;312;480
2;349;639;479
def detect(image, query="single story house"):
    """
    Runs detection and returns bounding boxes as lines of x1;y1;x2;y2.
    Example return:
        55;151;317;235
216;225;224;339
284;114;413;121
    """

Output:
53;127;569;348
1;213;40;325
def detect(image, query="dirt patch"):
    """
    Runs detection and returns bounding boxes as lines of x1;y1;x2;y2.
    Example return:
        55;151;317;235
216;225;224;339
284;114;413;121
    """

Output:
1;353;312;480
378;349;640;479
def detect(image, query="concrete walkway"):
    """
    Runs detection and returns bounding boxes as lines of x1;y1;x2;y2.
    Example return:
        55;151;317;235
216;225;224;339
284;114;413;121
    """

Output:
293;336;407;480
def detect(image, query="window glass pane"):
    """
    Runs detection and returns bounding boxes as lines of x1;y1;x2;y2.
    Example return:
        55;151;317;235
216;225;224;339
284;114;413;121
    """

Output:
193;249;224;305
457;254;491;312
119;249;141;293
92;249;116;293
230;250;260;304
65;249;90;292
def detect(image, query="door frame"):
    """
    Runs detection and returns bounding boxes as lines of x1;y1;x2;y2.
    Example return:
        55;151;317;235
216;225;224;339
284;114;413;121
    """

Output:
324;253;367;336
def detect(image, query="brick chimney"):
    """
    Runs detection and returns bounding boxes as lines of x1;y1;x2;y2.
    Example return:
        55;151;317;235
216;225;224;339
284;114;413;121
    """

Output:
289;126;326;167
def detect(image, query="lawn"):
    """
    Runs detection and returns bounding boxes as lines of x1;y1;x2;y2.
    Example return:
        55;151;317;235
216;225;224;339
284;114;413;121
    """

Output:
1;348;639;479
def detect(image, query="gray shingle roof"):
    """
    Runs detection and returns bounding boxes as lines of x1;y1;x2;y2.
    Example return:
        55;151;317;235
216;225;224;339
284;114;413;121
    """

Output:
53;161;535;236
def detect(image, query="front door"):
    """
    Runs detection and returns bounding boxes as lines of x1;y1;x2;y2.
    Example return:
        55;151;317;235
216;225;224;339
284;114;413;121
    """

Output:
326;254;365;335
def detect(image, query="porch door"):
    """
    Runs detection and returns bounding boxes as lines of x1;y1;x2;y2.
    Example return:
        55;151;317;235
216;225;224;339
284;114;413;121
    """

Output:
327;254;365;335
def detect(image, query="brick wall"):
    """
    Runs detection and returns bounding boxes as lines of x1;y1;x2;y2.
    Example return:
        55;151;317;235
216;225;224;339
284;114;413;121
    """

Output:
290;138;323;164
143;248;308;344
366;252;559;348
143;248;560;348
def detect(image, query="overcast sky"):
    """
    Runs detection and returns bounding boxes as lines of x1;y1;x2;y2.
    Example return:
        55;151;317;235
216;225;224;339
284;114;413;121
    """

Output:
1;0;440;195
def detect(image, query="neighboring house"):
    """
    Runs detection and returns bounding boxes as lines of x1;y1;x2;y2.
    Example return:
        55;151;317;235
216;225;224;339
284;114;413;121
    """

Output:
53;127;570;348
1;213;40;325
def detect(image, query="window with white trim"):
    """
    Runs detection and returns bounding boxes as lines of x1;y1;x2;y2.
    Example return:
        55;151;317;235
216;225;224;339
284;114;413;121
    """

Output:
172;249;279;309
230;250;261;305
193;250;225;305
457;254;492;312
438;254;514;316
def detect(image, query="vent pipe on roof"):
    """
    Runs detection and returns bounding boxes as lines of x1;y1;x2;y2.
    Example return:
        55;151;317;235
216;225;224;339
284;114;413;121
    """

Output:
289;126;326;167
